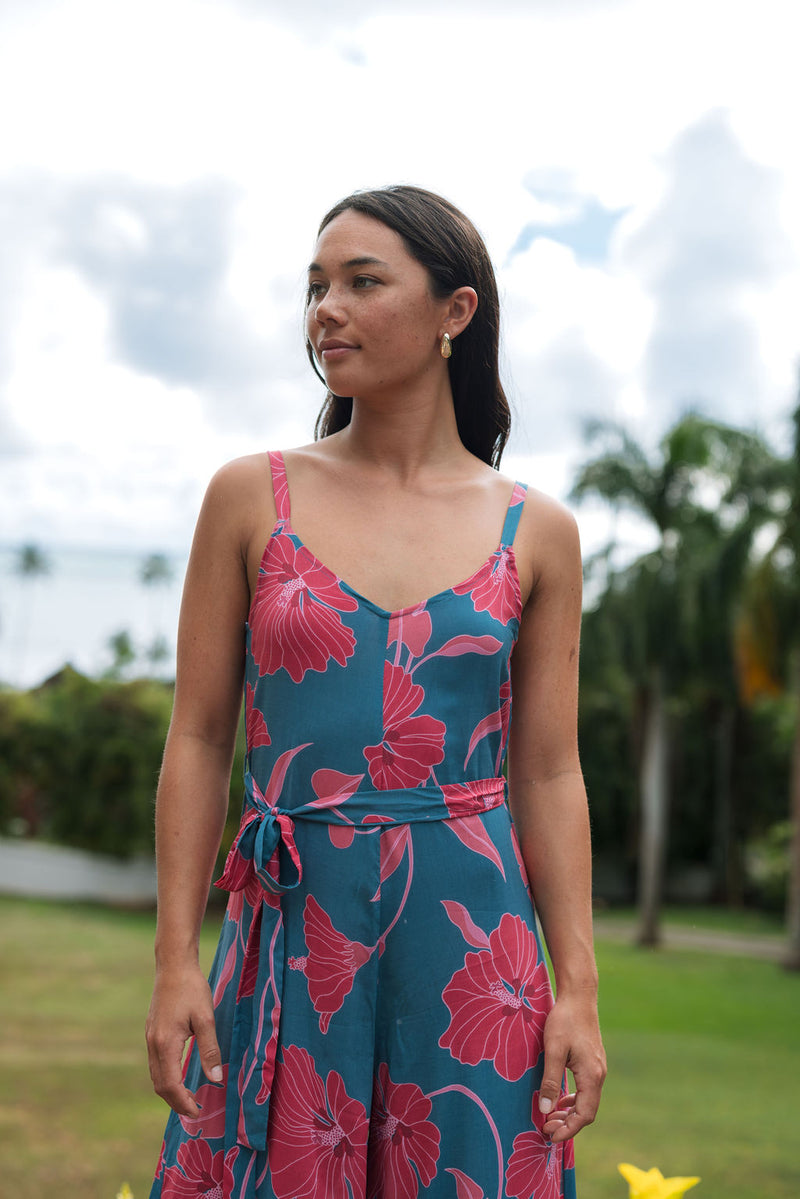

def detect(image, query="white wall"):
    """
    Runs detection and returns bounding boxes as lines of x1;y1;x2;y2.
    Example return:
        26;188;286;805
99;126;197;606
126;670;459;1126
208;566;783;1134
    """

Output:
0;838;156;905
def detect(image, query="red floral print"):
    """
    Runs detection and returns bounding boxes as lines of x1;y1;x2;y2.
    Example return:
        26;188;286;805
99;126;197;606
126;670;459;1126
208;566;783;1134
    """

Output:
364;664;445;789
158;1137;223;1196
250;534;358;682
303;895;373;1033
267;1044;368;1199
505;1091;573;1199
245;682;271;749
367;1064;440;1199
452;548;519;626
439;913;551;1081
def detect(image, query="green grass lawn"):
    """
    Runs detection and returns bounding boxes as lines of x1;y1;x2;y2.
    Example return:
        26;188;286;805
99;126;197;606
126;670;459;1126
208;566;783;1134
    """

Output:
0;896;798;1199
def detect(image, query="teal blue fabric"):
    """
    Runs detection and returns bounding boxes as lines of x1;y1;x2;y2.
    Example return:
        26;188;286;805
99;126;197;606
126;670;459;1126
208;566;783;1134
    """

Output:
151;451;577;1199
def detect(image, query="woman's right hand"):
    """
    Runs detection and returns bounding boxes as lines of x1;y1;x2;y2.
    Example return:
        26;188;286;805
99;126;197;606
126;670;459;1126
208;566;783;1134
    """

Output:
146;964;223;1118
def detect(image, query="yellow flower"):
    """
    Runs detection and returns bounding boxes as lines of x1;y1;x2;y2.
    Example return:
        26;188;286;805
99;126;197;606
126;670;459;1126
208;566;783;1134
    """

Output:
116;1185;134;1199
618;1163;700;1199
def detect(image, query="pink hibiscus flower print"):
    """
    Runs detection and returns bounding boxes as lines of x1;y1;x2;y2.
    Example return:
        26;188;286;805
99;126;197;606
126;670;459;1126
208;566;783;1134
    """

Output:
452;548;520;626
159;1137;223;1197
245;682;271;749
250;535;358;682
364;664;446;789
301;895;373;1033
367;1064;440;1199
505;1091;573;1199
268;1044;368;1199
439;913;551;1081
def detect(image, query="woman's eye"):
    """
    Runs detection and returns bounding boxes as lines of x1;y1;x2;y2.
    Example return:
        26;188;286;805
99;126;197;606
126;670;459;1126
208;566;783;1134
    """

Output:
307;281;326;299
353;275;378;289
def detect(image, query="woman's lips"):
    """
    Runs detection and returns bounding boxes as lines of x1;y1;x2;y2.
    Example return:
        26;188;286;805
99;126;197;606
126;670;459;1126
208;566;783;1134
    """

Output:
320;344;358;362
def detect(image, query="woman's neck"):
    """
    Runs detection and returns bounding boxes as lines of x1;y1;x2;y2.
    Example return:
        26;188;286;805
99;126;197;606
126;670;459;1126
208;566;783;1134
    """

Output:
337;384;471;479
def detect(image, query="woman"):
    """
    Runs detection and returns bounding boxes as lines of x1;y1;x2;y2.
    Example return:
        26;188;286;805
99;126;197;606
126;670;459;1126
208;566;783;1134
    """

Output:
146;185;605;1199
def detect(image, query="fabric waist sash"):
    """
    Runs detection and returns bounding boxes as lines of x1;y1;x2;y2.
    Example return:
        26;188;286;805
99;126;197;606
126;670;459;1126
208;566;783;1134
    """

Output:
213;766;507;1151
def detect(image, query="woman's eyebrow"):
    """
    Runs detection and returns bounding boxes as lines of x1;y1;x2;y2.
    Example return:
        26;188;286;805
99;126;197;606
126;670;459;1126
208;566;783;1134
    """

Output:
307;256;390;273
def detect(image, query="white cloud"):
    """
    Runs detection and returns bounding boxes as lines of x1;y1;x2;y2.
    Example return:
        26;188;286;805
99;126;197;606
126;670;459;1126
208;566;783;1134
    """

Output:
0;0;798;567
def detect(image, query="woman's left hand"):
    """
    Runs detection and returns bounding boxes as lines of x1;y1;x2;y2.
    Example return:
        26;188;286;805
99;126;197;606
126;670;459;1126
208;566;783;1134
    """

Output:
537;993;607;1143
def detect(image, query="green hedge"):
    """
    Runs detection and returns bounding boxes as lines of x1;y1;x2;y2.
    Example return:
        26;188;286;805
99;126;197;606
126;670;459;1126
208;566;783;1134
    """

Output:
0;668;245;863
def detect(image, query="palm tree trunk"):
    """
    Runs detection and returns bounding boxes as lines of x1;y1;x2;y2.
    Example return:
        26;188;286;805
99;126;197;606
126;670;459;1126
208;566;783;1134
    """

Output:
783;657;800;970
636;668;669;947
712;702;741;904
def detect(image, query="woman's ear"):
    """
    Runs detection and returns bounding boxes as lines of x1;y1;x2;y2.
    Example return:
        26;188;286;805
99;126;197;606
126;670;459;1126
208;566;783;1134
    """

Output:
445;286;479;339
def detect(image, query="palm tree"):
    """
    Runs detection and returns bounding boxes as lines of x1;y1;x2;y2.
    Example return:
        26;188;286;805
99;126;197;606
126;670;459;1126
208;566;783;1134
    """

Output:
12;544;52;682
736;401;800;969
572;414;778;945
139;553;174;676
105;629;137;679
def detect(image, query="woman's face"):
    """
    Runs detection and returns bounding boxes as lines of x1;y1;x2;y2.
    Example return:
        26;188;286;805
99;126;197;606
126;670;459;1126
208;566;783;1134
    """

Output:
306;210;450;399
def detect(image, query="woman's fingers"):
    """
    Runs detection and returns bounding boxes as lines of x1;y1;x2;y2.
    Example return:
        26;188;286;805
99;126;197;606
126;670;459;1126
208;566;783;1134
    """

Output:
146;968;221;1116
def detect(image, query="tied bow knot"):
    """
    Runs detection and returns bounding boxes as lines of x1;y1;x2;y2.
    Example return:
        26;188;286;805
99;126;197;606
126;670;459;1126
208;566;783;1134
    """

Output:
216;772;302;898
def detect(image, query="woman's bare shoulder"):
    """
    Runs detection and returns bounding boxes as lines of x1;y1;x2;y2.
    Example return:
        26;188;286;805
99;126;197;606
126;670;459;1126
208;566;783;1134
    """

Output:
513;485;581;603
207;451;272;493
519;484;579;538
195;452;276;547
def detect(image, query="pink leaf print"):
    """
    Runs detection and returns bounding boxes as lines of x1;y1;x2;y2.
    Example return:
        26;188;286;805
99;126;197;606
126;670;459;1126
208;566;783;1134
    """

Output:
439;913;551;1081
465;678;512;772
245;682;271;749
212;936;239;1005
367;1063;440;1199
464;711;502;769
452;548;520;626
372;824;412;902
310;768;365;808
431;633;502;658
236;904;263;1001
250;534;358;682
445;813;506;879
505;1091;572;1199
329;823;356;848
364;664;445;789
441;900;491;950
159;1138;224;1197
303;895;373;1033
267;1044;368;1199
178;1065;229;1141
446;1168;485;1199
310;768;364;847
388;604;432;658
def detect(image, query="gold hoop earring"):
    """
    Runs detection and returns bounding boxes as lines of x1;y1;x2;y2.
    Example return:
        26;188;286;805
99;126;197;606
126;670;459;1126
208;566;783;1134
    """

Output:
440;332;452;359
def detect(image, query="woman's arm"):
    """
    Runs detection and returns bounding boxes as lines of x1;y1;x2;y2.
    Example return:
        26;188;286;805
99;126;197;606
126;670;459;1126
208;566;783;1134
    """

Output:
508;496;606;1144
145;461;254;1118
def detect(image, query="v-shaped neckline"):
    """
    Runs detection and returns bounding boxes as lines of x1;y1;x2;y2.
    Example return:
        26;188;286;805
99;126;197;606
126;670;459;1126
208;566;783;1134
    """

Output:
276;515;518;620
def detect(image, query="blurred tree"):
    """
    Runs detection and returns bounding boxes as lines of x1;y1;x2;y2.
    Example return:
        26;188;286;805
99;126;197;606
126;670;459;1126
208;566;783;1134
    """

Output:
139;552;173;588
11;543;52;681
139;553;174;676
573;414;778;944
105;629;137;679
735;400;800;968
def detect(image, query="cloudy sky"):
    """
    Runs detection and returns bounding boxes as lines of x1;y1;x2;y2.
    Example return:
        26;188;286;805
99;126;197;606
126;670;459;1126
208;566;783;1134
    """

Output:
1;0;798;555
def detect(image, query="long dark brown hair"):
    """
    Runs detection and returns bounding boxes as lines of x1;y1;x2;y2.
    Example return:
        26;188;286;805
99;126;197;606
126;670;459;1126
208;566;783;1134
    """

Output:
308;185;511;468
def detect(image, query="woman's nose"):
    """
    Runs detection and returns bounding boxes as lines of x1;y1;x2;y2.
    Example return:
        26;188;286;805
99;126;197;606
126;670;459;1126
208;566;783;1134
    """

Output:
312;284;345;324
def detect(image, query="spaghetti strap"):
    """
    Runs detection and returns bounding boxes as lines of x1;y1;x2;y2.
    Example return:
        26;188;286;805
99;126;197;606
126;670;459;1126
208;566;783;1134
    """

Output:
268;450;290;523
499;481;527;547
